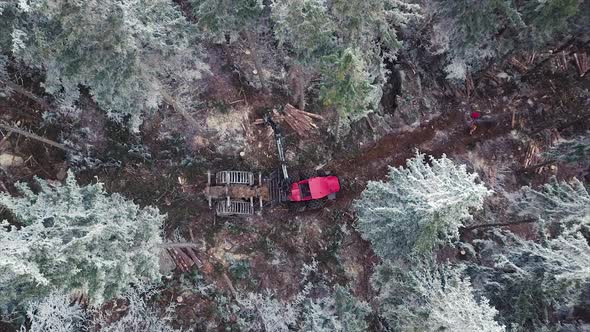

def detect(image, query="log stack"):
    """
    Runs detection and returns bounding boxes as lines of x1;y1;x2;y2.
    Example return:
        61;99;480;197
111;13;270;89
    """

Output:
254;104;324;136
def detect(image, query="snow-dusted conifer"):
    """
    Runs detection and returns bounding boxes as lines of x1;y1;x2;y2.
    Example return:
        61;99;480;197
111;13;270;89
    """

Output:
516;177;589;232
3;0;207;129
300;286;370;332
234;290;297;332
0;171;164;310
355;152;492;259
372;261;504;331
92;283;181;332
470;229;590;329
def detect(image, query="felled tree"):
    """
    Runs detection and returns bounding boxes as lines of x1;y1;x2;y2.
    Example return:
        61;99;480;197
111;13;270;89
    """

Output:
355;152;492;259
24;292;87;332
0;171;164;311
469;230;590;330
4;0;207;130
270;0;419;120
372;261;504;331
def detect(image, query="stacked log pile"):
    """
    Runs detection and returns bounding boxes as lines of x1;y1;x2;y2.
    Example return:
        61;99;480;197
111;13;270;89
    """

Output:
164;244;202;272
254;104;323;136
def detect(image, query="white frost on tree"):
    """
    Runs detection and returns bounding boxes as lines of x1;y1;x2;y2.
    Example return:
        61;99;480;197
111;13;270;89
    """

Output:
92;283;182;332
515;177;590;232
300;286;370;332
3;0;208;130
235;290;298;332
355;152;492;259
470;229;590;329
372;261;504;331
0;171;164;311
22;292;86;332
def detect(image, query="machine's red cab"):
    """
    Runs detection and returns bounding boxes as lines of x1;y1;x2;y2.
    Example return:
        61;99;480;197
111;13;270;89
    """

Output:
288;176;340;202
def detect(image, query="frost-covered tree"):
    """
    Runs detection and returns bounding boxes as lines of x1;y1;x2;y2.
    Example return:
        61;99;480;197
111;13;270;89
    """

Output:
191;0;264;43
469;230;590;330
372;261;504;331
270;0;419;119
544;133;590;165
355;153;492;259
23;292;87;332
516;177;590;232
92;283;182;332
270;0;336;63
432;0;586;81
431;0;523;80
0;171;164;311
2;0;207;130
229;290;298;332
300;286;370;332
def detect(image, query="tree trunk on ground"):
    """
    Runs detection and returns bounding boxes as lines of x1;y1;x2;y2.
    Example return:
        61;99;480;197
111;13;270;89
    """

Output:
245;30;268;94
0;123;71;152
0;79;52;111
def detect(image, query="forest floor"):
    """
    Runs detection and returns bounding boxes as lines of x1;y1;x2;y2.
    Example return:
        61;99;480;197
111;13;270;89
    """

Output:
0;39;589;328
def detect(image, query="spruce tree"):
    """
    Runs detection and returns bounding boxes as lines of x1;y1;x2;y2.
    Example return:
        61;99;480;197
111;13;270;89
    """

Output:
372;261;504;331
0;171;164;311
355;153;492;259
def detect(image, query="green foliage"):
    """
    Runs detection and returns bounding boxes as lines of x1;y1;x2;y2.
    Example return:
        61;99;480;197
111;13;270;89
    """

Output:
372;261;504;331
271;0;420;118
0;171;164;311
319;48;376;117
3;0;207;130
469;229;590;330
355;152;492;259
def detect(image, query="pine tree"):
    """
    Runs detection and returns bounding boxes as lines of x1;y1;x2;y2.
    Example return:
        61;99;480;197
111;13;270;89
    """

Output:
3;0;207;130
372;261;504;331
469;229;590;330
0;171;164;311
355;152;492;259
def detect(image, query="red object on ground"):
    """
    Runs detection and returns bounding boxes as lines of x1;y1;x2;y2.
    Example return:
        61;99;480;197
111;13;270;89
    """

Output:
471;111;481;119
289;176;340;202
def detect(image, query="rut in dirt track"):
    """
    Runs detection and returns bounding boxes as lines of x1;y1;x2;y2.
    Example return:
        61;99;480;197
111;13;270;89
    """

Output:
329;108;511;208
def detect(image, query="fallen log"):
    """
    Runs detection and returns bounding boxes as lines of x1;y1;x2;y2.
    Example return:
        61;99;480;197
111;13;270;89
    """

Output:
0;123;73;152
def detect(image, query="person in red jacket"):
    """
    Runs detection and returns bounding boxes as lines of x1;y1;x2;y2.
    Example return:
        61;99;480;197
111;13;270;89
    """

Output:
468;111;480;135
